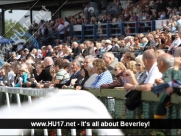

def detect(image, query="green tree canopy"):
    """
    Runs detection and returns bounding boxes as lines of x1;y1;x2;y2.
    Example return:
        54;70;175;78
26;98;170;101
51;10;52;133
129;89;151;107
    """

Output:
5;19;28;38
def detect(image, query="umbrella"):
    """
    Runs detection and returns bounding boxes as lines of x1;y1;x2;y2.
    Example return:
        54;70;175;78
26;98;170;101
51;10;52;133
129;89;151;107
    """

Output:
0;36;14;44
14;39;26;45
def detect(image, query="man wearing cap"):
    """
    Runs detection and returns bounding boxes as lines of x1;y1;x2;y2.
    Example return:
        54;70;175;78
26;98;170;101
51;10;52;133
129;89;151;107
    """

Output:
104;39;112;52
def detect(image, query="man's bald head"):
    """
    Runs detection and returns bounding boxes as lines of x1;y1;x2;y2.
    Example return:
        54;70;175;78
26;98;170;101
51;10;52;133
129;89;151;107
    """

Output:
155;50;165;58
157;53;173;65
143;49;157;61
157;53;174;73
174;47;181;57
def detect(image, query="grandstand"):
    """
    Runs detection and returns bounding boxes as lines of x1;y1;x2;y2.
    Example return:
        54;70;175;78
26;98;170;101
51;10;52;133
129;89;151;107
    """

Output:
0;0;181;135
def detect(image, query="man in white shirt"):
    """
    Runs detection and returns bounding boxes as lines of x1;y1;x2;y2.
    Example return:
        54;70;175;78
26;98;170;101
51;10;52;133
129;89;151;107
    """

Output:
167;32;181;52
124;49;162;91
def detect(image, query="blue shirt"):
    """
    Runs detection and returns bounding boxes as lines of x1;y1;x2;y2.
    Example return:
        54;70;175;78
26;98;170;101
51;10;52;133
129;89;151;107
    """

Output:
90;70;113;89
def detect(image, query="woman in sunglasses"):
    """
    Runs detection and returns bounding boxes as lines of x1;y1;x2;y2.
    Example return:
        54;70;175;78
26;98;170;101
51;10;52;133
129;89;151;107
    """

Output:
135;58;147;84
100;62;127;89
124;56;147;85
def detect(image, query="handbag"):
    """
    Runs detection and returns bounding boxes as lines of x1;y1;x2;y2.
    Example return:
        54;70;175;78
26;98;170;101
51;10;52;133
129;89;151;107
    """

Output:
125;90;141;111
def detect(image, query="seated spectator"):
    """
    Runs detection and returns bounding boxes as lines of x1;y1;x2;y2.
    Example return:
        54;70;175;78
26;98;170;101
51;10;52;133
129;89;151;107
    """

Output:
15;67;29;87
100;62;127;89
59;43;71;59
124;49;162;91
70;42;82;60
154;34;161;48
121;52;135;67
102;52;118;78
155;50;165;58
111;39;119;52
140;37;148;47
0;69;7;86
176;15;181;29
130;37;142;50
51;59;70;85
33;57;53;82
154;53;179;119
144;34;156;50
54;58;84;89
126;60;137;74
90;59;113;89
46;45;53;57
167;32;181;53
3;63;16;86
134;55;147;84
82;40;95;57
74;66;89;90
104;40;112;52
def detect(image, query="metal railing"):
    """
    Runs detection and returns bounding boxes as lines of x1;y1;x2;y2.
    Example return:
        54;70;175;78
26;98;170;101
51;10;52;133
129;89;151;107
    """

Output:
37;21;155;47
70;21;155;41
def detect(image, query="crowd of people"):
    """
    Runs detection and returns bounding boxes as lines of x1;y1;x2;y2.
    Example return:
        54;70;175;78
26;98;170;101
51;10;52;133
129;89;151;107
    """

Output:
1;29;181;118
1;0;181;120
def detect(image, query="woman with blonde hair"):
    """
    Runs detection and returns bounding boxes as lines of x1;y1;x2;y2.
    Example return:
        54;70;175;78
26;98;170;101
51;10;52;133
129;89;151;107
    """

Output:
124;55;147;86
15;67;29;87
90;59;113;89
100;62;127;89
126;61;137;74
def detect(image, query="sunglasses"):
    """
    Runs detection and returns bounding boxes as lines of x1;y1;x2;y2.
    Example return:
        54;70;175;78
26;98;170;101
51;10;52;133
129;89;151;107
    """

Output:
135;64;141;67
114;68;119;71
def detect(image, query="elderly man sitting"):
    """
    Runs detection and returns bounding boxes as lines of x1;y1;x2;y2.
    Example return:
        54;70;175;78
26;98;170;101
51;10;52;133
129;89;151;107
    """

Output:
102;52;118;78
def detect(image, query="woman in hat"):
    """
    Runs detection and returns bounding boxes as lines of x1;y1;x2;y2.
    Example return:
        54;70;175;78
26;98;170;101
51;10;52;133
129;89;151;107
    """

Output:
100;62;127;89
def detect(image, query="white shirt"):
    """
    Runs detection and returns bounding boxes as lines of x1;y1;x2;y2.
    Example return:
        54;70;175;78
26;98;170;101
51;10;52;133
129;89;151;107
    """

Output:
104;45;112;52
17;44;23;51
168;38;181;51
57;24;65;34
64;21;70;31
144;62;162;84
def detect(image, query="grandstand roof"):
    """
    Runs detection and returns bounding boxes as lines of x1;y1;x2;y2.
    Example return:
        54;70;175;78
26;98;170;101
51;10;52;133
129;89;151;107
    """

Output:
0;0;91;10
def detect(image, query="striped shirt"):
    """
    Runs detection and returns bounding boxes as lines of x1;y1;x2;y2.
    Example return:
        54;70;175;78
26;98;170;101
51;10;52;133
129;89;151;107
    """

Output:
90;70;113;89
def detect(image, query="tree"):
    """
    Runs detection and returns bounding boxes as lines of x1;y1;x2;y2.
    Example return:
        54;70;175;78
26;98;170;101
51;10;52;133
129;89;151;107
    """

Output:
5;19;28;38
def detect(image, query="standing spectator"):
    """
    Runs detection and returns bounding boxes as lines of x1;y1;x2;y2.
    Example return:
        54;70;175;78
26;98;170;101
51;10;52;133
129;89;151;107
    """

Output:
57;19;65;40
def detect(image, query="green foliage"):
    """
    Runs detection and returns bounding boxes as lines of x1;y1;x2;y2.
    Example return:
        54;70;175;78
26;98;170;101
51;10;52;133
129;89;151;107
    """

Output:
5;19;27;38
